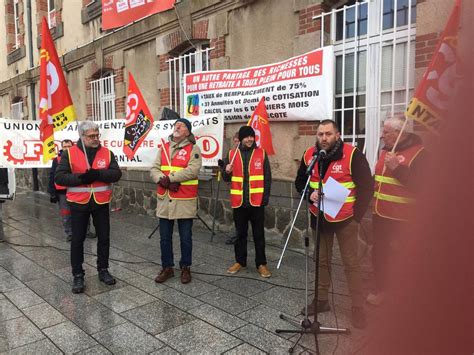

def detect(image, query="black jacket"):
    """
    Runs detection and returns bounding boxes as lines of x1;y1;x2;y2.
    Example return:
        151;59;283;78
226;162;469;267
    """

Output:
221;143;272;207
55;141;122;211
0;168;9;196
48;150;64;196
295;139;373;229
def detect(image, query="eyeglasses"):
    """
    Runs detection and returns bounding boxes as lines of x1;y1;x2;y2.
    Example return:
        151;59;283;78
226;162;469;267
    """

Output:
84;133;101;139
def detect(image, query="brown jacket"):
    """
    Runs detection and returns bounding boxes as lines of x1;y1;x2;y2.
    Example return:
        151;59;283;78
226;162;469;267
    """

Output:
150;134;202;219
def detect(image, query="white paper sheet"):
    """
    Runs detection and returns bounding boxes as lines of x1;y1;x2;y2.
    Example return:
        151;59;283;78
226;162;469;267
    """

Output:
314;176;351;218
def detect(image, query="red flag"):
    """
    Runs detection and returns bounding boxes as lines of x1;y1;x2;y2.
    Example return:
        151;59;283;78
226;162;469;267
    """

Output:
247;97;275;155
123;72;154;159
39;17;76;163
102;0;176;30
405;0;460;133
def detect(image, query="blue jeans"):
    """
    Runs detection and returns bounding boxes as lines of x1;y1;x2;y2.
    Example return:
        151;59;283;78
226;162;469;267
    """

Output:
159;218;193;268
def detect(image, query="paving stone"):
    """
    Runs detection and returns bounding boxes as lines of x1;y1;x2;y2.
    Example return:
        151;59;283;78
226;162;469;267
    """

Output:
25;275;71;298
120;273;169;297
74;344;112;354
0;272;24;293
224;343;267;354
156;287;203;311
0;316;45;352
83;276;127;297
22;302;66;329
251;286;306;317
231;324;304;354
148;346;180;354
3;338;62;354
93;322;164;353
188;303;248;332
211;275;274;297
197;288;260;315
4;287;44;309
43;321;98;353
0;299;22;322
156;319;242;354
93;285;156;313
164;274;218;297
122;300;195;335
238;304;299;339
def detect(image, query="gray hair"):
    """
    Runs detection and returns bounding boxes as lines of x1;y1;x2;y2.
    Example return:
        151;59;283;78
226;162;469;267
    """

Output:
78;121;99;136
384;114;406;131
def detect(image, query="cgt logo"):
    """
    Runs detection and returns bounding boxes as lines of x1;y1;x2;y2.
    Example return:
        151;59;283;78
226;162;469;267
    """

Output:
3;138;55;164
195;135;220;159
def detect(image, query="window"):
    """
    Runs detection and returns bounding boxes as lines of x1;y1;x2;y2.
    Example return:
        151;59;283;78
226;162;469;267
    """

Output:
314;0;416;168
168;43;212;117
13;0;20;49
47;0;56;28
11;100;23;120
90;74;116;121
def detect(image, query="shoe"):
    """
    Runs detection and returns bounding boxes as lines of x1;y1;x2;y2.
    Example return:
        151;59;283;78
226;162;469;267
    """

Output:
351;306;367;329
67;235;72;242
72;274;85;294
301;299;330;316
155;267;174;283
227;263;244;274
257;264;271;278
366;292;384;306
98;269;116;285
180;266;191;284
225;235;238;245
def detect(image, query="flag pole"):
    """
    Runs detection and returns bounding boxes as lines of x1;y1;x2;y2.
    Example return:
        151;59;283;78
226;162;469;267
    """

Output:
381;118;409;175
160;137;171;166
229;142;241;166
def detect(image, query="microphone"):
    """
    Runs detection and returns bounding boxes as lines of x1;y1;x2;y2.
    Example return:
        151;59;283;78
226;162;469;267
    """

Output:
318;149;327;160
305;149;327;176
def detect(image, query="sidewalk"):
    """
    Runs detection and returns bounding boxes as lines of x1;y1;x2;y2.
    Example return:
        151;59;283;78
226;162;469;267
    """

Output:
0;191;371;354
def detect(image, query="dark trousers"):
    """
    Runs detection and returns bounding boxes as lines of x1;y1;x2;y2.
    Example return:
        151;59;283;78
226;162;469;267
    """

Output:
159;218;193;268
372;214;405;292
71;204;110;275
233;206;267;268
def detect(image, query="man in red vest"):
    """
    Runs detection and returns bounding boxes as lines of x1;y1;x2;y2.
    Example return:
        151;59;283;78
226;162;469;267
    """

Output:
221;126;272;278
48;139;74;241
55;121;122;294
367;116;425;306
295;120;373;329
151;118;202;284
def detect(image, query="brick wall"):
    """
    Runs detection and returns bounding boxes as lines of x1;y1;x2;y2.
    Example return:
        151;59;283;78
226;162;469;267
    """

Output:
114;67;124;84
415;32;440;69
298;122;318;136
5;0;25;54
115;97;126;115
298;4;323;35
192;19;209;40
159;54;169;72
210;36;225;59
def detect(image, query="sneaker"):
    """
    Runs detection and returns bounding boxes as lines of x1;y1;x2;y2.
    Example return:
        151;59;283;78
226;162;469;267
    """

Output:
366;292;384;306
72;274;85;294
155;267;174;283
180;266;191;284
98;269;116;285
301;299;330;316
227;263;244;274
225;235;238;245
257;264;271;278
351;306;367;329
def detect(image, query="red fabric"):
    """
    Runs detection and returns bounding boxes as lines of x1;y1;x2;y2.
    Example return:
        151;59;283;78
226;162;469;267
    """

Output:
102;0;176;30
247;97;275;155
156;142;198;200
229;147;265;208
123;72;154;159
374;144;423;221
66;146;112;204
39;17;76;163
304;144;356;222
405;0;460;132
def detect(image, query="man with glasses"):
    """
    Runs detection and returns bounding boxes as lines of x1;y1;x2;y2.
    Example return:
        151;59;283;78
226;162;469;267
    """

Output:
55;121;122;294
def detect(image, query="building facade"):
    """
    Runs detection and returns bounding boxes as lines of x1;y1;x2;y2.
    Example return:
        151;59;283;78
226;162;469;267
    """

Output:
0;0;456;243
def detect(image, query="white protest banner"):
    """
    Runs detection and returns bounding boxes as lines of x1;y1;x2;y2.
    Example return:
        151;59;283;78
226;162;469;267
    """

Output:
0;115;223;168
184;46;334;122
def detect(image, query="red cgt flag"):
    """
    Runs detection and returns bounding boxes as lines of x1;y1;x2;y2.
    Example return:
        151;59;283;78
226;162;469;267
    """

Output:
247;96;275;155
405;0;460;133
39;17;76;163
123;72;154;159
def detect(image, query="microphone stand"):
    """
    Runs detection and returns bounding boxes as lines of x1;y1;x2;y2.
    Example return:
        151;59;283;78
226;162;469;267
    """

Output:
276;154;349;354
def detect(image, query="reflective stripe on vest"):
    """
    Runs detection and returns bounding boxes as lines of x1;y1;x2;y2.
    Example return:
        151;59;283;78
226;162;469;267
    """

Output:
373;144;423;221
66;145;113;205
156;142;198;200
304;144;357;222
230;147;265;208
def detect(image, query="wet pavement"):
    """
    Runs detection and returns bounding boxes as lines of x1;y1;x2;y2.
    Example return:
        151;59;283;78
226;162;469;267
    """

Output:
0;191;372;354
